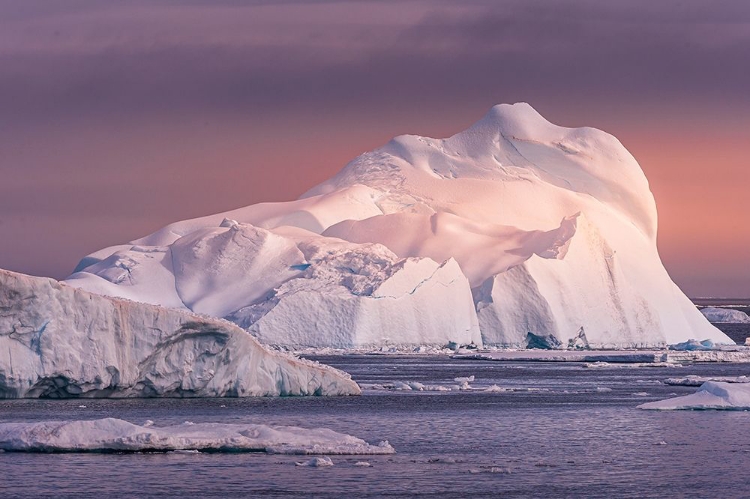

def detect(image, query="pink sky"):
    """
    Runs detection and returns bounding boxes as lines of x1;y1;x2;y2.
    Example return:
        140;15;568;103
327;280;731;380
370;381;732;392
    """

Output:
1;0;749;297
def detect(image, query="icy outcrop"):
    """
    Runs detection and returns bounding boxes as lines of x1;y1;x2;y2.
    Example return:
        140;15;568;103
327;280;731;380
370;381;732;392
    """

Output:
0;269;359;398
700;307;750;323
638;381;750;410
65;103;731;348
0;418;394;454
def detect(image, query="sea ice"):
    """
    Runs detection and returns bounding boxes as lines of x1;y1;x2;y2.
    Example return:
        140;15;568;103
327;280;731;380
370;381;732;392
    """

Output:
0;418;396;454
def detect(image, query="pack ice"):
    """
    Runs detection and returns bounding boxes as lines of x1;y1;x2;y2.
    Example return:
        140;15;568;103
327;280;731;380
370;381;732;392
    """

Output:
66;103;730;349
0;269;359;398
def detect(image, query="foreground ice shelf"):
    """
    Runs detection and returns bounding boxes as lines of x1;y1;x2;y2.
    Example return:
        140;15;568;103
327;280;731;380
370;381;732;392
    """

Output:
0;418;394;454
65;103;731;349
0;269;359;398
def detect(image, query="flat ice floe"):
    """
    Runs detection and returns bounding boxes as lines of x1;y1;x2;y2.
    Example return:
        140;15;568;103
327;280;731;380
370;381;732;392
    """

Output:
0;418;395;454
638;381;750;410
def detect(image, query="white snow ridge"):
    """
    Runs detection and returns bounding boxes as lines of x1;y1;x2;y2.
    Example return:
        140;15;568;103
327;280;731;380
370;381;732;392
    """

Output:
0;418;395;454
64;103;731;349
0;269;359;398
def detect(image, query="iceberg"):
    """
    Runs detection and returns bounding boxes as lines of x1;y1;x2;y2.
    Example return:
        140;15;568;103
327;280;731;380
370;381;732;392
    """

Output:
0;418;394;454
700;307;750;323
638;381;750;410
0;269;359;398
65;103;731;349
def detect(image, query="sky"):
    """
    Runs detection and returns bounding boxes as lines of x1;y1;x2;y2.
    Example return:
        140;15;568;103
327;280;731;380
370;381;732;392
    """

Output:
0;0;748;298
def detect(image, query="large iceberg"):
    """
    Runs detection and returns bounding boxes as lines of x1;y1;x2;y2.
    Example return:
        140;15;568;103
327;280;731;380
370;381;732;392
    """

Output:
65;103;731;349
0;269;359;398
0;418;394;454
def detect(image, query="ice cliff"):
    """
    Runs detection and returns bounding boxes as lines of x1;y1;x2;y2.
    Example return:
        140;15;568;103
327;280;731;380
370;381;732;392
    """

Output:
0;269;359;398
65;103;731;348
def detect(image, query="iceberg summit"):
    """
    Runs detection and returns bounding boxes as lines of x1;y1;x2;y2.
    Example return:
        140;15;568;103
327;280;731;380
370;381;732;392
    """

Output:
64;103;731;349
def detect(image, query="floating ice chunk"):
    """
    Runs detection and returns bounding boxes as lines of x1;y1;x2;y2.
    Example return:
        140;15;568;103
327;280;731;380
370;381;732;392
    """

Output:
454;376;475;383
0;418;396;454
484;385;507;392
638;381;750;410
669;339;716;351
296;457;334;467
143;420;155;428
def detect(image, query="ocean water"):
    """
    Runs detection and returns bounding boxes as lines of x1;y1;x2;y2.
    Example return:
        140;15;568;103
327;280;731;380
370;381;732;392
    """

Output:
2;355;750;498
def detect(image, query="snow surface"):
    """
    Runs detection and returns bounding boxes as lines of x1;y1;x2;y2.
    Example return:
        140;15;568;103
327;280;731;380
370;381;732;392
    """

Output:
638;381;750;410
700;307;750;323
0;418;394;454
0;269;359;398
65;103;731;348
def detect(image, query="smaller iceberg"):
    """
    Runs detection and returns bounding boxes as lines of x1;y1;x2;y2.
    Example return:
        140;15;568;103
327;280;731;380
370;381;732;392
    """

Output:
638;381;750;410
0;418;396;454
700;307;750;324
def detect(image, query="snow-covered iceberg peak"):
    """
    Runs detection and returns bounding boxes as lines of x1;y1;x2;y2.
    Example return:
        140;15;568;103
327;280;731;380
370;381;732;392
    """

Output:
65;103;731;349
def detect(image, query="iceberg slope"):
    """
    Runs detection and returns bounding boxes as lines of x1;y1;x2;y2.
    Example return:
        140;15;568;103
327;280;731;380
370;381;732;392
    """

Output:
0;269;359;398
65;103;730;348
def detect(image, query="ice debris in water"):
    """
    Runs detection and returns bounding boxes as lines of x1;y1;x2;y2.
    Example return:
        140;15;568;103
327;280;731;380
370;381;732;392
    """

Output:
296;457;334;467
0;418;396;454
454;376;475;383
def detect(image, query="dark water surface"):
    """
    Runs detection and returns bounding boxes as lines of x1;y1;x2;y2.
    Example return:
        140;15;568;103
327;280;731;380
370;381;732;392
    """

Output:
2;356;750;498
